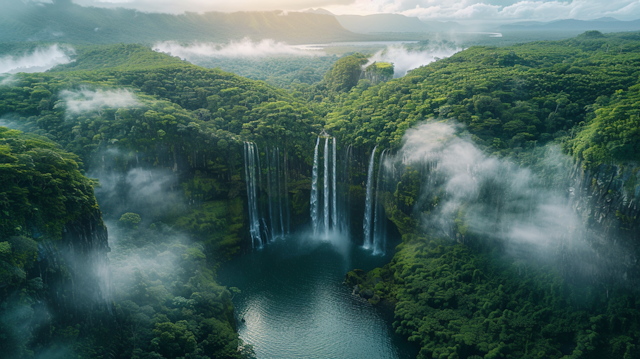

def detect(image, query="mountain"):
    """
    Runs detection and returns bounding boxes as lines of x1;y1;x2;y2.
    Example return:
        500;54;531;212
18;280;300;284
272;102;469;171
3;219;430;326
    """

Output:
334;14;461;33
0;0;366;44
501;18;640;32
336;14;433;33
304;8;334;16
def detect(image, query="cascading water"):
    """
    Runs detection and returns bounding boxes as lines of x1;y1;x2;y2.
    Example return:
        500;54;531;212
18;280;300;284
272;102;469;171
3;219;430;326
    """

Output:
266;147;275;241
332;138;337;231
243;142;263;248
324;137;330;237
283;150;291;234
362;146;377;249
372;149;387;255
310;134;345;237
243;143;292;247
277;148;285;238
310;137;320;234
340;145;352;235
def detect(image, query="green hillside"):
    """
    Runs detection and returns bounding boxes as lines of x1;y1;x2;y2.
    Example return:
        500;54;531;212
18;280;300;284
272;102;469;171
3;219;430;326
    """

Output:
2;30;640;359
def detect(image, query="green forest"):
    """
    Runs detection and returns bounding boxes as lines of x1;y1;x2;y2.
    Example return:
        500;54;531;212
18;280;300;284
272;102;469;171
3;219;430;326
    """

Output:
1;18;640;359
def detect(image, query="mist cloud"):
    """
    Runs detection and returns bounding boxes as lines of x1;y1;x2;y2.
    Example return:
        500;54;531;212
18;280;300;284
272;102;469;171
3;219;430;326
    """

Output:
0;45;74;74
395;122;593;259
365;45;461;78
391;122;640;283
91;165;183;221
58;87;140;116
153;39;317;59
0;74;16;87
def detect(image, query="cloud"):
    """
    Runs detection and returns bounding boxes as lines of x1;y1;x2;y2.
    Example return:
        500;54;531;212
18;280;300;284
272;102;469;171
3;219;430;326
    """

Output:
0;74;16;87
364;45;461;78
153;38;317;59
0;44;74;74
58;87;140;116
324;0;640;21
73;0;353;13
91;165;183;220
392;122;631;279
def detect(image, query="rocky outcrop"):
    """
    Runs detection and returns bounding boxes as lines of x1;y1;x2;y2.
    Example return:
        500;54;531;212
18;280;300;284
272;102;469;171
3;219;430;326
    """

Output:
567;162;640;285
38;210;114;323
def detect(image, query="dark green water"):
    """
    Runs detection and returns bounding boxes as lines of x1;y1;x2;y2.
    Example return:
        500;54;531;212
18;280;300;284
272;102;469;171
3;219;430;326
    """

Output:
219;233;418;359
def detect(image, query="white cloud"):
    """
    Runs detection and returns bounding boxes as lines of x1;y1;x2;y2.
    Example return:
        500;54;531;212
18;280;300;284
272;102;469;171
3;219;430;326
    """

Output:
73;0;353;13
0;74;16;87
153;38;318;59
59;87;140;115
0;44;74;74
395;122;604;263
41;0;639;22
325;0;640;21
364;45;461;78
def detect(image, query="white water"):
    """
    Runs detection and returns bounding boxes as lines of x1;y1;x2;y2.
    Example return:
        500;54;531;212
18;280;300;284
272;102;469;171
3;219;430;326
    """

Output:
244;143;292;246
372;150;387;255
340;145;352;235
267;147;276;241
324;137;330;238
311;137;320;235
362;146;377;250
243;142;263;248
277;148;285;237
332;138;337;231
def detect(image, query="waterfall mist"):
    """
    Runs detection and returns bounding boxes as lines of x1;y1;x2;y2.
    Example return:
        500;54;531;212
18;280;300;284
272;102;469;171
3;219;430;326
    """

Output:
390;121;633;283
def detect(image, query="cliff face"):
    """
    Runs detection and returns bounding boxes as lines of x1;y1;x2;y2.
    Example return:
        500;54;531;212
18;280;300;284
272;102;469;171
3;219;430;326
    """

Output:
568;163;640;284
0;128;115;356
39;211;113;321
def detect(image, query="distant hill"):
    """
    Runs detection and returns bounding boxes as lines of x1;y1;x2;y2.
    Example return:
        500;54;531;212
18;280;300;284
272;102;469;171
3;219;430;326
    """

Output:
335;14;460;33
336;14;432;33
0;0;366;44
501;18;640;32
304;8;334;16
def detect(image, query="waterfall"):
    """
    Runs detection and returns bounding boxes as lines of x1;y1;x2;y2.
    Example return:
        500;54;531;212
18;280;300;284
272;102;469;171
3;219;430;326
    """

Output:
372;149;387;255
266;147;275;241
362;146;377;249
310;137;320;234
277;148;285;238
243;142;263;248
332;138;337;231
284;150;290;234
243;143;293;247
340;145;352;235
324;137;330;237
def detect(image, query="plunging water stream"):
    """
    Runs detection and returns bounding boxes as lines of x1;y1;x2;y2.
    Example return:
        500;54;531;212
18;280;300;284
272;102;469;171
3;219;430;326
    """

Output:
362;146;377;249
238;141;408;358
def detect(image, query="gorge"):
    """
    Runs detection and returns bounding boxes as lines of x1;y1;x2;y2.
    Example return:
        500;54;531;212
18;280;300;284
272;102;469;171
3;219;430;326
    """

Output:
2;28;640;359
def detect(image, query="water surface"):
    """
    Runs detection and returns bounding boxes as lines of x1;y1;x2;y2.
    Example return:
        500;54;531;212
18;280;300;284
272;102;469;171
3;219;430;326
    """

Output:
219;233;418;359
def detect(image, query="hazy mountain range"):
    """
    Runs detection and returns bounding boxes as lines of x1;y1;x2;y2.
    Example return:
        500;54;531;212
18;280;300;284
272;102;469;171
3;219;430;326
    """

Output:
500;18;640;32
0;0;364;44
2;0;639;45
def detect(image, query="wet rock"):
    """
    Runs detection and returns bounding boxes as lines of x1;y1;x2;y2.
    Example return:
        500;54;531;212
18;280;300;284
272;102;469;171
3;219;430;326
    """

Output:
360;289;374;299
369;294;381;305
353;285;360;295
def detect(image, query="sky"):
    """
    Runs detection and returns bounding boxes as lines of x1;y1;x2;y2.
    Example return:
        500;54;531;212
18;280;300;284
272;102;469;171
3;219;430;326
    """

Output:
67;0;640;21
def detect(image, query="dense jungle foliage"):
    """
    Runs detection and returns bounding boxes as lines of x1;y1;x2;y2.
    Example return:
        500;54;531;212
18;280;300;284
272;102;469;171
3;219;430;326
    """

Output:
2;30;640;359
180;55;339;89
339;31;640;359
